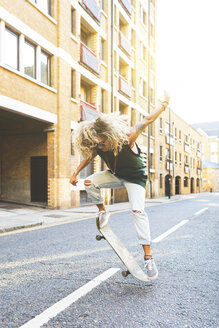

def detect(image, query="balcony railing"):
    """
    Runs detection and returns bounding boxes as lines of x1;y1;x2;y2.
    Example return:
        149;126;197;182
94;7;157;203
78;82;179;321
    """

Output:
80;42;101;75
81;0;101;22
119;0;132;16
119;31;131;56
119;75;131;98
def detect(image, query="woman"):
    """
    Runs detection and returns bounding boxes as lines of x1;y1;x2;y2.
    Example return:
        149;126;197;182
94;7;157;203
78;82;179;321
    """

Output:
70;93;169;280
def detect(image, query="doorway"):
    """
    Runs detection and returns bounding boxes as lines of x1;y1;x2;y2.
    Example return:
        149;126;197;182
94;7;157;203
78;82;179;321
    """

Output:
175;176;181;194
30;156;48;202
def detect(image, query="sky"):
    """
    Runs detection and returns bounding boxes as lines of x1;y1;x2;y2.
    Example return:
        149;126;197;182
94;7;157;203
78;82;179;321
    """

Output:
156;0;219;125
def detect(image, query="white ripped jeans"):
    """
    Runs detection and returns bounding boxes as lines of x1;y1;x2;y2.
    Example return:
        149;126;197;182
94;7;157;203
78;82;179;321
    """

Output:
84;170;151;245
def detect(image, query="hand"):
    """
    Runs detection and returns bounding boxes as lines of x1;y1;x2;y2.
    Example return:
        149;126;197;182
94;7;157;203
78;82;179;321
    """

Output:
70;173;78;186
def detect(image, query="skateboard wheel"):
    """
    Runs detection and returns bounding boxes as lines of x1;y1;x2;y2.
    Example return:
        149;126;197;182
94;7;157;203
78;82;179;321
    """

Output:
96;235;104;241
122;270;130;277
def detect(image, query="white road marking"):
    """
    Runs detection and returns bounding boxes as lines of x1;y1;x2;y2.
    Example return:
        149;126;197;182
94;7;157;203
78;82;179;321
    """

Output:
194;207;208;216
152;220;189;243
152;207;208;243
19;268;120;328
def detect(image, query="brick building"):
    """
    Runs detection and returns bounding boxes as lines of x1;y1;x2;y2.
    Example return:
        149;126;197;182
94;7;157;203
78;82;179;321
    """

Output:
0;0;205;209
192;122;219;192
0;0;157;208
153;109;203;198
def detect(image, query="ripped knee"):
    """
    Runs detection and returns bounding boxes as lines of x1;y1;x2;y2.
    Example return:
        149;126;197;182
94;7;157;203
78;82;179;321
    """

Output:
84;179;92;187
132;210;142;214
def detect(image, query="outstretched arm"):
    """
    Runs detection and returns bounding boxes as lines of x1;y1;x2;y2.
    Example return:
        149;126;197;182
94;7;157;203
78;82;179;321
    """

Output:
129;91;170;146
70;152;97;186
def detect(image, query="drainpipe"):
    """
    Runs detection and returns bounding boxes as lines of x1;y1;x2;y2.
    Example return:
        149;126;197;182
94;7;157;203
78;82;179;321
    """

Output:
111;0;114;113
111;0;114;204
147;0;152;199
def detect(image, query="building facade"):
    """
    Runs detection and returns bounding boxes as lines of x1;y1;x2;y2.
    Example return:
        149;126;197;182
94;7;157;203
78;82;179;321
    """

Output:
0;0;157;208
153;109;203;198
193;122;219;192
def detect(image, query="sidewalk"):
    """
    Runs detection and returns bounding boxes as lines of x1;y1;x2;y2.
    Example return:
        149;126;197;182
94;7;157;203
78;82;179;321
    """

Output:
0;193;204;233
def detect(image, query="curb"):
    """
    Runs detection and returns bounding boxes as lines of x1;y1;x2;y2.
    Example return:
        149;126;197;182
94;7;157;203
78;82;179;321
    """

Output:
0;221;43;234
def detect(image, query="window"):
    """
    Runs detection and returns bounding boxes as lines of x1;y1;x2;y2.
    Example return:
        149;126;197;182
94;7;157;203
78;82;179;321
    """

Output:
160;146;162;161
160;174;163;188
114;51;117;70
101;39;106;61
101;0;106;12
211;142;218;152
184;134;189;143
139;78;146;97
131;29;136;47
175;127;177;140
71;69;76;98
131;69;136;87
175;151;177;164
159;118;162;132
179;130;182;142
101;89;105;112
184;177;188;187
165;122;170;135
34;0;51;15
71;8;76;36
140;5;146;25
24;39;36;78
165;148;170;160
41;51;51;85
5;28;19;70
211;154;218;163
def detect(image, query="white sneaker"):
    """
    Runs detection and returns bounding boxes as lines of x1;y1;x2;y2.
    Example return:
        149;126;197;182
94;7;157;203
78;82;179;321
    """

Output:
144;258;158;281
98;210;110;229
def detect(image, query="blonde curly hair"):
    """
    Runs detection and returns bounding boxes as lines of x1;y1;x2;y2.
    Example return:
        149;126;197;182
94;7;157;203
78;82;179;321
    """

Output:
73;113;130;159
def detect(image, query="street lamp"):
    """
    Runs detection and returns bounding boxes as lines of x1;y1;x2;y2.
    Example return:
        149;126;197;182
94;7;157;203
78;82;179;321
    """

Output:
168;106;171;199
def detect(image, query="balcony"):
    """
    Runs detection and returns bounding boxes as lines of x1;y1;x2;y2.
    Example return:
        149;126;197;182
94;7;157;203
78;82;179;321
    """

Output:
119;31;131;56
80;42;101;75
119;0;132;16
119;75;131;98
80;100;98;121
81;0;101;23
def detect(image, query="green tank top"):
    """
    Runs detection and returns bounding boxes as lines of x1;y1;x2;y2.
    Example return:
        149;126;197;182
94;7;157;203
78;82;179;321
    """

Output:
97;143;147;188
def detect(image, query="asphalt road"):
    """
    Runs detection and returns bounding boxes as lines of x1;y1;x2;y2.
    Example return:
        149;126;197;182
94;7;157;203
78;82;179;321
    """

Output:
0;193;218;328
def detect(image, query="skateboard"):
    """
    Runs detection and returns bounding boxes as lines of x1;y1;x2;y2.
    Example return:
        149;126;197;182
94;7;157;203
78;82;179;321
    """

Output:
96;218;150;283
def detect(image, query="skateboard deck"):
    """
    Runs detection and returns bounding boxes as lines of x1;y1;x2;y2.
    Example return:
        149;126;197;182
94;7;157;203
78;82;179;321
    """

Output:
96;218;150;283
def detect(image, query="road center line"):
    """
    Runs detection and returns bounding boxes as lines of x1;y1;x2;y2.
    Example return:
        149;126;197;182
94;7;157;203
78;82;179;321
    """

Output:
194;207;208;216
152;207;208;243
19;268;120;328
152;220;189;243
